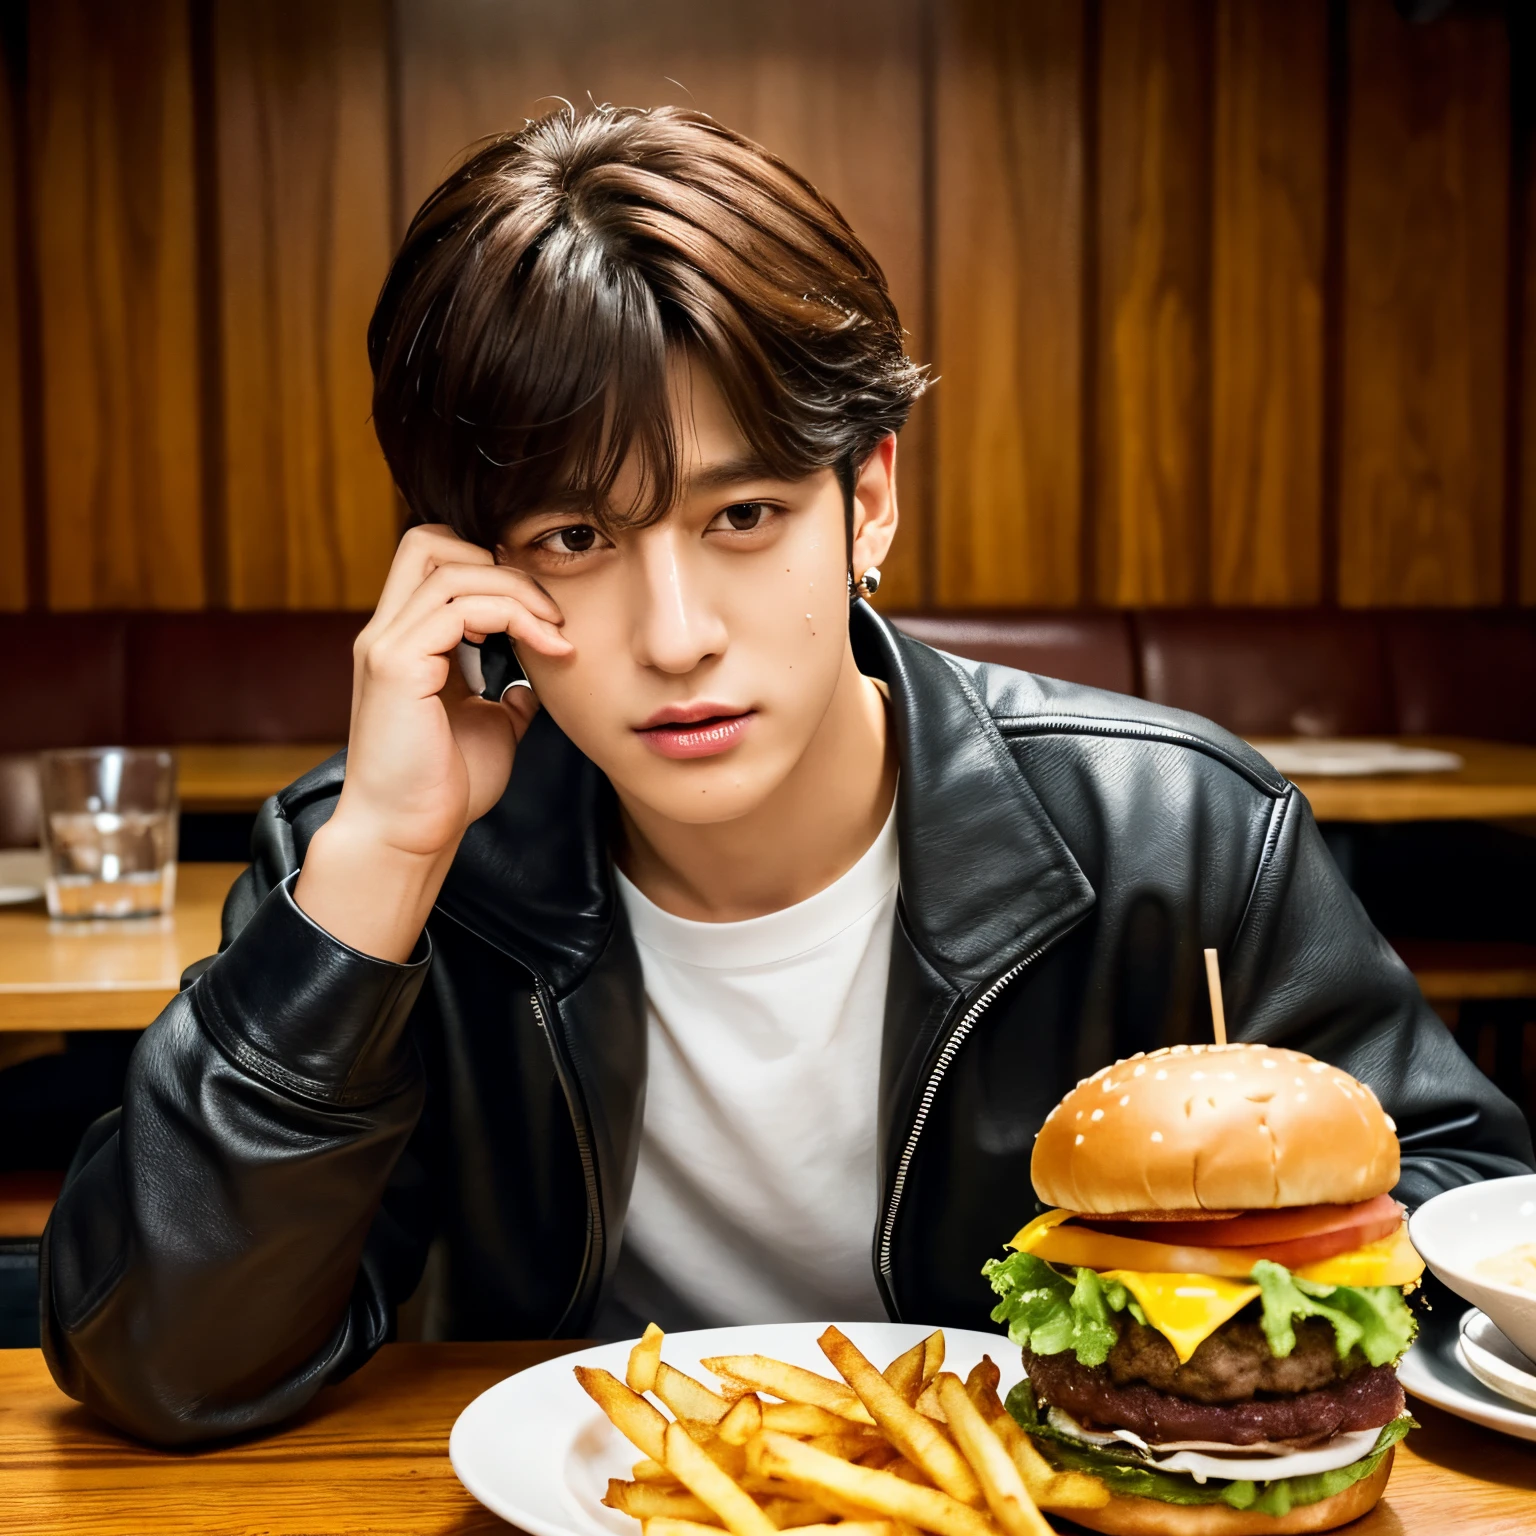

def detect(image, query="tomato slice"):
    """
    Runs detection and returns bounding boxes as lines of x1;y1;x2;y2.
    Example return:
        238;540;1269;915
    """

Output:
1078;1193;1402;1249
1219;1211;1406;1269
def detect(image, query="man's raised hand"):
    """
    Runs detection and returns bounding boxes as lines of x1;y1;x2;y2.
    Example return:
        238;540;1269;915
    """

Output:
293;524;571;961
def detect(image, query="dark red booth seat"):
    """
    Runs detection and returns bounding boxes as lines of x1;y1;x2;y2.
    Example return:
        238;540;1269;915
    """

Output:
890;608;1536;744
0;612;361;752
1;607;1533;755
890;612;1136;697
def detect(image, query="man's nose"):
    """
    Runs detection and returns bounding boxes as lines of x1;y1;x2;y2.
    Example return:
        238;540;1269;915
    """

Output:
628;526;729;675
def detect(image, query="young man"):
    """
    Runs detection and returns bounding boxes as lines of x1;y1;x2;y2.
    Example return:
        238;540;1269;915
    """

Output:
41;106;1531;1445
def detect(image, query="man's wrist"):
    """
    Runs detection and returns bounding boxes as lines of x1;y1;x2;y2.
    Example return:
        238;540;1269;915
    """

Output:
293;811;458;964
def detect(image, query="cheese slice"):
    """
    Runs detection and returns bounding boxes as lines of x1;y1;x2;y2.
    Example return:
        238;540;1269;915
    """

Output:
1008;1209;1074;1251
1295;1223;1424;1288
1099;1271;1262;1364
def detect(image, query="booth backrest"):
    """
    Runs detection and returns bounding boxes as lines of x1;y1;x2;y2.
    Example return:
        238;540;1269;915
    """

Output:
889;608;1536;744
1;607;1533;753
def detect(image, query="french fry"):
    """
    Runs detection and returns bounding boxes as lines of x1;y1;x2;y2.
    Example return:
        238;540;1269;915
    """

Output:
749;1431;1001;1536
806;1431;885;1461
934;1375;1054;1536
606;1481;721;1522
772;1526;895;1536
644;1521;729;1536
664;1420;780;1536
629;1322;666;1394
858;1443;901;1471
761;1402;868;1437
883;1339;928;1404
577;1366;669;1461
913;1380;945;1422
634;1458;679;1484
817;1327;982;1507
920;1333;945;1392
703;1355;876;1425
718;1394;765;1446
657;1361;739;1426
963;1359;1107;1512
760;1498;843;1529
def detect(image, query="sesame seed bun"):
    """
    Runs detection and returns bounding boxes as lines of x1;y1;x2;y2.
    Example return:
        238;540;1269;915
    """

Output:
1032;1044;1400;1214
1058;1451;1392;1535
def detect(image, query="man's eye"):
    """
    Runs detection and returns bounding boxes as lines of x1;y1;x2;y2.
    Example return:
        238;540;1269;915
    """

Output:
720;503;767;531
550;525;597;553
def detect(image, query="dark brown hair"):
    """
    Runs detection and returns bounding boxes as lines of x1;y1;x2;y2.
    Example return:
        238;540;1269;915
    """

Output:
368;104;926;545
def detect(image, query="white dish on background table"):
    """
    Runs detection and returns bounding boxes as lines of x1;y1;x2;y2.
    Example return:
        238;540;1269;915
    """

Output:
1458;1308;1536;1412
1253;740;1464;778
1409;1174;1536;1362
449;1321;1021;1536
1400;1307;1536;1443
0;847;47;905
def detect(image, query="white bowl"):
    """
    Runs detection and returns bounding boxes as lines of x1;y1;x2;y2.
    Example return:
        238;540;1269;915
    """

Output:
1410;1175;1536;1362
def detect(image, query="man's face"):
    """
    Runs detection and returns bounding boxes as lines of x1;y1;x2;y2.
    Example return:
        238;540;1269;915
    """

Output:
497;356;892;826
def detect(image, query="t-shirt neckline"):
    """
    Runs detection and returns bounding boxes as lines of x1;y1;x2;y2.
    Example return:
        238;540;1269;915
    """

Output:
614;795;900;971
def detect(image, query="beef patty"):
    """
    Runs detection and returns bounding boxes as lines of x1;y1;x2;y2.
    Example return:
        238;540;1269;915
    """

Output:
1107;1318;1363;1404
1023;1346;1404;1447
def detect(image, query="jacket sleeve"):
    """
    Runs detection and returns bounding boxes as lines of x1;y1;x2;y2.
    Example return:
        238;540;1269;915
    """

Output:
39;775;436;1445
1227;786;1534;1207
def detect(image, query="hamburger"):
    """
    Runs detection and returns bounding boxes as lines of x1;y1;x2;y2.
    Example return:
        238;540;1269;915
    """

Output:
983;1043;1423;1535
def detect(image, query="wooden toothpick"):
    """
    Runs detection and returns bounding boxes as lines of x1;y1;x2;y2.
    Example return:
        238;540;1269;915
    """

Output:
1204;948;1228;1046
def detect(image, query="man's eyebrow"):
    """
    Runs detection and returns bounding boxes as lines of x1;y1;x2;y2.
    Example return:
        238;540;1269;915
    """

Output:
684;455;782;494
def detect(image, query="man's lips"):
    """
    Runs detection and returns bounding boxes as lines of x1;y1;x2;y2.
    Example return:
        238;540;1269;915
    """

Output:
635;705;755;760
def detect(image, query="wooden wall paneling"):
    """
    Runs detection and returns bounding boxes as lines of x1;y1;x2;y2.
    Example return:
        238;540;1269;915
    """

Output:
393;0;929;608
932;0;1083;608
1520;15;1536;606
29;0;204;610
0;28;26;611
1208;0;1327;606
1338;0;1509;607
214;0;398;611
1093;0;1213;607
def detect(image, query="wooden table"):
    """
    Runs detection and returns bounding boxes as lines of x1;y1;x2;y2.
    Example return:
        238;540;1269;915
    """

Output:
175;743;339;813
1249;737;1536;823
0;1343;1531;1535
0;862;241;1032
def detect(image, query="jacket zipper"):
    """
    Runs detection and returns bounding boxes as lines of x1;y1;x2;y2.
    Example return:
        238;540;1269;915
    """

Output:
878;915;1088;1295
530;983;605;1334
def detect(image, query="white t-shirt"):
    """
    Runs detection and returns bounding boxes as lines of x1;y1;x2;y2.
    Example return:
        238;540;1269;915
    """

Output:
593;801;899;1337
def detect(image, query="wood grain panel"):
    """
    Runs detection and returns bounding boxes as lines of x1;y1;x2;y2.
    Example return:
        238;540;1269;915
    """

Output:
933;0;1083;608
1338;0;1509;607
29;0;204;610
1094;0;1212;606
1209;0;1327;606
394;0;928;608
0;30;26;611
214;0;397;611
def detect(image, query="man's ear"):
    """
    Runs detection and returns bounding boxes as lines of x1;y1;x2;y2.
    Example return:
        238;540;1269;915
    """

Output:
849;435;899;578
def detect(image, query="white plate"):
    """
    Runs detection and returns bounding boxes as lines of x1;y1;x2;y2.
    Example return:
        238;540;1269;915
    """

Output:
449;1321;1022;1536
1399;1307;1536;1443
0;848;47;904
1458;1309;1536;1412
1252;740;1464;778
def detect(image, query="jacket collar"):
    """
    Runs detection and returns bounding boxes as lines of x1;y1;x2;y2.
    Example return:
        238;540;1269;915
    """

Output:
436;604;1094;996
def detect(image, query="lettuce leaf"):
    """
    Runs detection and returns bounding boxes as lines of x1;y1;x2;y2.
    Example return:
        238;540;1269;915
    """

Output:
1005;1379;1414;1516
1251;1259;1416;1367
982;1251;1145;1368
983;1250;1416;1369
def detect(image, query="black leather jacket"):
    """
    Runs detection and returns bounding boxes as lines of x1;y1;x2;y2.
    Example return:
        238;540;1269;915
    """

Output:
40;607;1534;1444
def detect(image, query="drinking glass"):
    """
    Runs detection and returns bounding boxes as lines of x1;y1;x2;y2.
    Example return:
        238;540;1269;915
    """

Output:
39;748;178;919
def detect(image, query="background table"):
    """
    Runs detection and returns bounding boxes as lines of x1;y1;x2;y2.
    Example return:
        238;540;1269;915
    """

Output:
0;863;242;1033
0;1341;1532;1535
1249;738;1536;823
175;744;338;814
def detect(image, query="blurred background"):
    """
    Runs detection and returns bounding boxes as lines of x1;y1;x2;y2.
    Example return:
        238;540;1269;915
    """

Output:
0;0;1533;1341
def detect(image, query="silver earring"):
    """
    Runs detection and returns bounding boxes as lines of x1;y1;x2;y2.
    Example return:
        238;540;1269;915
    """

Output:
858;566;881;598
